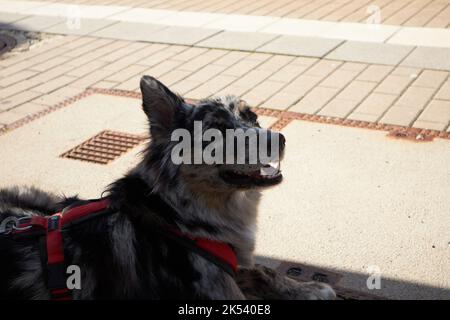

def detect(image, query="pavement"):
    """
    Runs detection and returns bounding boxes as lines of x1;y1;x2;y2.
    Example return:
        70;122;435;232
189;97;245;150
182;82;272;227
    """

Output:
0;0;449;299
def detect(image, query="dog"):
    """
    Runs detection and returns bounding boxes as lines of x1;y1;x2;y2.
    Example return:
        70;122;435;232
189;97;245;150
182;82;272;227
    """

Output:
0;76;335;300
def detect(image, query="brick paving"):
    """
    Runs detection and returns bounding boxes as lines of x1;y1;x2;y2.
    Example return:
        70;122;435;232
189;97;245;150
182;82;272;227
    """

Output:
35;0;450;28
1;35;450;132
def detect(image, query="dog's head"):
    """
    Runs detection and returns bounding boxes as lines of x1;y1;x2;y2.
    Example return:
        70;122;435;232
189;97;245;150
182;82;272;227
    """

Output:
140;76;285;192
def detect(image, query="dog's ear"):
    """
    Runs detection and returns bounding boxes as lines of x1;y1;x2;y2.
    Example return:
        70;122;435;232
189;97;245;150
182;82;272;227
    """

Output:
140;75;184;138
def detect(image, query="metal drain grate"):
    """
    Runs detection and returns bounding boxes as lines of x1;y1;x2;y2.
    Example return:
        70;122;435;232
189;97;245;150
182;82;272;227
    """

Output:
61;130;146;164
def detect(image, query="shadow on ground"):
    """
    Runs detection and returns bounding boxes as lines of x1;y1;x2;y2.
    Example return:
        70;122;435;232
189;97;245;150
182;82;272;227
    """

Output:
256;255;450;300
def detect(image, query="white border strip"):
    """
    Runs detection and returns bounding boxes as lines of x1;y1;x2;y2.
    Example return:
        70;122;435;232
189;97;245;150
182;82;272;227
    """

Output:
1;0;450;48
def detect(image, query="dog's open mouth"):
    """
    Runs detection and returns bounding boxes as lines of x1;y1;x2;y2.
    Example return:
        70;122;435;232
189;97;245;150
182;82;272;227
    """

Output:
219;161;282;187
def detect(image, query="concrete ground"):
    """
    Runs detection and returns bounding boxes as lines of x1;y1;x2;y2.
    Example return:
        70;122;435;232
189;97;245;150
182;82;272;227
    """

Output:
0;0;449;299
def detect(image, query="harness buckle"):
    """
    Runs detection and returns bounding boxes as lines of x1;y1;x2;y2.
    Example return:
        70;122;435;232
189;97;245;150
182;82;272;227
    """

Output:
0;216;32;235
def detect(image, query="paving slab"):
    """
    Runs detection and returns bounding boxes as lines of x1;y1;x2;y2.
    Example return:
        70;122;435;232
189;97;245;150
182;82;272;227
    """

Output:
0;12;29;25
326;41;415;66
22;3;128;19
198;31;278;51
0;0;47;14
143;26;221;46
44;18;117;35
388;27;450;48
12;15;65;31
321;22;399;43
204;14;279;32
256;35;342;58
107;8;174;23
91;21;166;41
401;47;450;71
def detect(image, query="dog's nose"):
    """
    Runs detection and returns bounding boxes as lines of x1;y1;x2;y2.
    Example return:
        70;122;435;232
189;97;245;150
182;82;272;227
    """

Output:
279;133;286;151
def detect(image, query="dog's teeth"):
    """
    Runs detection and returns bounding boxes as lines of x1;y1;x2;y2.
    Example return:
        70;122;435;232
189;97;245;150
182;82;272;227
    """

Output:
260;165;278;176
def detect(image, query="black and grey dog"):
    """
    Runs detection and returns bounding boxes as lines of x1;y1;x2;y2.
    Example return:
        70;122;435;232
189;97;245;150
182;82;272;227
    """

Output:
0;76;335;300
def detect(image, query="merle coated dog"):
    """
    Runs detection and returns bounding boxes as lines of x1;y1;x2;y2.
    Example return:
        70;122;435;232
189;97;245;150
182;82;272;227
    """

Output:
0;76;335;300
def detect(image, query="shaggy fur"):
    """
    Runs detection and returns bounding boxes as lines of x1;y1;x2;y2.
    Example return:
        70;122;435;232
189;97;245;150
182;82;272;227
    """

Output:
0;76;335;300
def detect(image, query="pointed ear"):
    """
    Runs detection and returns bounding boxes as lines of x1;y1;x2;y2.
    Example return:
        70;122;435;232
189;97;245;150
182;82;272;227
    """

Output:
140;75;184;138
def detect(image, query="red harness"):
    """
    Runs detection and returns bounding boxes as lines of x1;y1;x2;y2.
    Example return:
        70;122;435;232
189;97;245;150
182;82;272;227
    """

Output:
9;199;237;300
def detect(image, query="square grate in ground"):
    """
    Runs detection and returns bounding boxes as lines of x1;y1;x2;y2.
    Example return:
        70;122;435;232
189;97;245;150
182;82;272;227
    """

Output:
60;130;147;164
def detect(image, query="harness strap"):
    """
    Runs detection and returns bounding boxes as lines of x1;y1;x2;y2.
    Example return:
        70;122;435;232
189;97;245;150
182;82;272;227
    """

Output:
9;197;238;298
13;199;111;300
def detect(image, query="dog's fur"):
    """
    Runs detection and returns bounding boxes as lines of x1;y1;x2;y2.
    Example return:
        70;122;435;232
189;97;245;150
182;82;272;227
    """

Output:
0;76;335;300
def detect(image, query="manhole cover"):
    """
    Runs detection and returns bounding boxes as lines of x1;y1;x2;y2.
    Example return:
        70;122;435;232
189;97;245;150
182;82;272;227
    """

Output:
0;34;17;56
60;130;147;164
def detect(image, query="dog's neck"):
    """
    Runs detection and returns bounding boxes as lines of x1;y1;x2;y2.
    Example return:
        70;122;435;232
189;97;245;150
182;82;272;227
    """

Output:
133;163;261;267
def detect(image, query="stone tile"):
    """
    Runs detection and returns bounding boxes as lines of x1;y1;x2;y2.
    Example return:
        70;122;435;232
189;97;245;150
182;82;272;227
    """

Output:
0;69;37;87
379;105;421;127
256;35;342;58
255;55;294;72
45;19;118;35
156;11;223;28
31;75;77;94
357;65;393;82
170;80;202;96
347;112;380;122
105;64;148;82
416;100;450;124
185;65;227;83
13;15;64;31
158;70;192;86
304;59;341;78
335;80;376;103
212;51;250;67
388;27;450;48
30;88;82;106
320;69;359;89
70;69;115;89
198;31;277;51
318;98;359;118
145;26;221;46
353;93;397;116
259;18;336;37
0;110;24;125
0;90;41;111
186;75;237;99
289;86;339;114
374;75;414;95
261;91;303;110
401;47;450;71
412;120;447;131
222;58;265;77
269;64;309;83
92;22;166;41
178;50;227;72
327;41;414;65
391;66;422;77
283;75;323;95
92;80;118;89
395;87;436;109
322;22;399;43
8;102;48;116
241;80;286;106
412;70;449;88
435;81;450;100
108;8;173;23
0;12;28;25
0;1;45;14
340;62;367;72
204;14;278;32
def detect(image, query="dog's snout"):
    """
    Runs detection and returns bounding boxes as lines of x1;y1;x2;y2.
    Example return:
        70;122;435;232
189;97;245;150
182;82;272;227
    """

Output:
279;133;286;150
